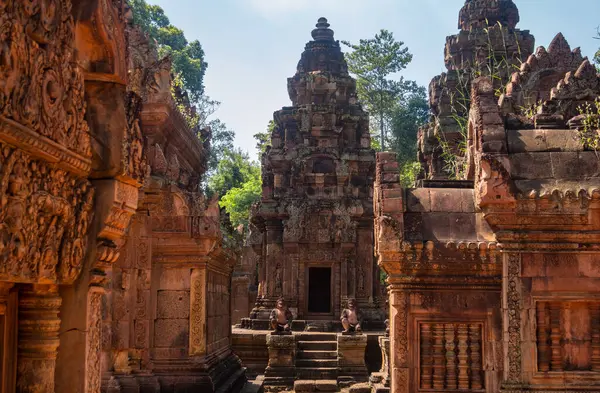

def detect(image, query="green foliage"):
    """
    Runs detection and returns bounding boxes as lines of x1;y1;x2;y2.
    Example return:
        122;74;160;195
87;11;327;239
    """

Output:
208;148;260;198
219;170;262;229
388;84;429;163
399;161;421;188
595;28;600;71
577;99;600;151
253;120;275;156
342;30;413;150
436;22;522;179
129;0;207;102
205;119;235;176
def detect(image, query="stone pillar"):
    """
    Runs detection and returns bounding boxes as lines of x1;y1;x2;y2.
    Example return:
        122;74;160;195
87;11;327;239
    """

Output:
337;334;368;385
17;285;61;393
379;335;391;387
502;252;523;389
389;289;409;393
263;334;296;389
190;268;207;357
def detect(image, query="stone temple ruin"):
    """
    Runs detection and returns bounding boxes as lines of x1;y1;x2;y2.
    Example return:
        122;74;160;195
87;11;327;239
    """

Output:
2;0;600;393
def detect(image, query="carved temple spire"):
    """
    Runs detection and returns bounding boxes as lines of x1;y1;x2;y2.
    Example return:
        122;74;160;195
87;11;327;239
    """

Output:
294;17;348;77
311;17;335;41
458;0;520;30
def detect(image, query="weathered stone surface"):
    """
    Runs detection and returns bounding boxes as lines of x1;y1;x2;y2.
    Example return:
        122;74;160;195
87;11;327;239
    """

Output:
376;4;600;393
236;17;385;332
0;2;244;392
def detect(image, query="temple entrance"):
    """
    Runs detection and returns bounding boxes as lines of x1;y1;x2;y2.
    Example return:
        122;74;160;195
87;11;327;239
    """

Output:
307;267;331;314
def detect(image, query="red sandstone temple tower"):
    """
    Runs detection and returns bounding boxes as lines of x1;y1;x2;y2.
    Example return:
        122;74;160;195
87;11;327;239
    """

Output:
241;18;385;330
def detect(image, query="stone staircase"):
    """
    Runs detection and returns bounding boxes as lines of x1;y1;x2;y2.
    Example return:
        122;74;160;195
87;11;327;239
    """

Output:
293;333;339;391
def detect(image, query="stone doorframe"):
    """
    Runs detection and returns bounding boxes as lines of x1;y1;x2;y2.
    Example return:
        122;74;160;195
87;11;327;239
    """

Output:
301;261;340;319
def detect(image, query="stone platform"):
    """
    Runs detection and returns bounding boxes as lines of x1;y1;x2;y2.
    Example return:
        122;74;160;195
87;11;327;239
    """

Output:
232;329;385;392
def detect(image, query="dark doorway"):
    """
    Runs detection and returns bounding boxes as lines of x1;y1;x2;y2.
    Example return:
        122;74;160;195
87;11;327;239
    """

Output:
308;267;331;313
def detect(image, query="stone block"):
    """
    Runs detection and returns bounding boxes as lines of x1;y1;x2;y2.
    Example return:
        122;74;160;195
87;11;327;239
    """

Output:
405;188;430;212
337;334;368;383
507;129;547;153
381;197;402;214
430;189;462;212
544;129;584;152
154;319;189;348
157;290;190;319
294;380;315;392
314;380;338;391
460;189;475;212
578;254;600;278
509;152;553;180
159;268;190;290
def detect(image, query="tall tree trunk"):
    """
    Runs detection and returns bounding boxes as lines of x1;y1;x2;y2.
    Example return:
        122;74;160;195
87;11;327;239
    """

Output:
380;113;385;151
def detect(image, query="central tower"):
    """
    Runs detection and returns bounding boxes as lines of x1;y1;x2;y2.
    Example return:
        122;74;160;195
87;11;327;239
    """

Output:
242;18;384;329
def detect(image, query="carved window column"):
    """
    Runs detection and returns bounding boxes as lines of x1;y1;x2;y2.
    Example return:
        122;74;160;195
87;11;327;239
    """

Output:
189;268;207;357
432;323;445;390
549;301;563;371
0;284;17;393
503;252;523;385
419;323;433;389
389;287;409;393
17;285;61;393
591;302;600;371
536;301;550;372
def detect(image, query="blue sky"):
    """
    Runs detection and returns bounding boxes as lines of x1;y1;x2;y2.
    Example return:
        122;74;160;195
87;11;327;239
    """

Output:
149;0;600;160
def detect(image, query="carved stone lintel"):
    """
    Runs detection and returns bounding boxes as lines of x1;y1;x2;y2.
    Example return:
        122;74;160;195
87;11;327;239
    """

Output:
17;285;62;393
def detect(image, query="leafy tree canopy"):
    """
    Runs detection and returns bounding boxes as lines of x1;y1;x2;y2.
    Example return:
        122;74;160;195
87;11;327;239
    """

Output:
129;0;207;102
342;29;413;150
219;169;262;230
207;148;260;198
253;120;275;156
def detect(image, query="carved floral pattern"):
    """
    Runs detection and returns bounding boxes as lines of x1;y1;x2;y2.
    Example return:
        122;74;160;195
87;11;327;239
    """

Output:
506;253;522;382
85;291;102;393
0;144;94;284
0;0;90;157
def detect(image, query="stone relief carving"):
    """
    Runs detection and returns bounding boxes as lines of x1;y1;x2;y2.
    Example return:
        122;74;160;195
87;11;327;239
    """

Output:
0;144;94;284
0;0;90;157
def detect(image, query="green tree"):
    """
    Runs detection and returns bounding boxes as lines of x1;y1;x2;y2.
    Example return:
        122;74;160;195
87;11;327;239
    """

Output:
388;83;429;164
219;170;262;229
595;28;600;70
342;30;413;150
129;0;207;102
253;120;275;156
207;148;259;198
205;119;235;177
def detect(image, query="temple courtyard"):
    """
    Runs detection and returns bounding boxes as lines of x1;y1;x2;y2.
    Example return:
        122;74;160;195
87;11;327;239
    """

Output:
1;0;599;392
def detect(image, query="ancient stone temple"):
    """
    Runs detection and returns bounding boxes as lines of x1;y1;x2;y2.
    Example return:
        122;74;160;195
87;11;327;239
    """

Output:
105;24;244;393
419;0;535;180
374;1;600;393
0;1;244;392
238;17;385;332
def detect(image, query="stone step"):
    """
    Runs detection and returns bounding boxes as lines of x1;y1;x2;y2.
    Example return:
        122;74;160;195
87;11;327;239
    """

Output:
297;359;338;368
296;367;338;380
240;375;264;393
296;333;338;341
297;350;337;359
215;367;247;393
294;379;338;392
298;341;337;351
